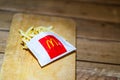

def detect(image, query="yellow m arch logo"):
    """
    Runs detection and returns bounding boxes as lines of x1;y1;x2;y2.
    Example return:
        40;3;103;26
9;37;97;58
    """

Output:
46;38;59;49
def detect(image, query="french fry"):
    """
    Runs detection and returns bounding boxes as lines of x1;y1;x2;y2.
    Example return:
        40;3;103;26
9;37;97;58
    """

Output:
19;26;53;49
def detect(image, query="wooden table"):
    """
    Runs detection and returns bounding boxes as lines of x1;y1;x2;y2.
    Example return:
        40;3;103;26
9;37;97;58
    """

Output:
0;0;120;79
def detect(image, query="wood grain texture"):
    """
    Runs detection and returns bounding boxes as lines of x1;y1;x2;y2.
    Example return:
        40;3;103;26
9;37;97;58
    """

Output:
0;53;4;69
76;19;120;41
0;11;13;30
0;0;120;23
0;13;76;80
0;31;9;53
0;11;13;53
77;61;120;78
77;38;120;64
77;61;120;80
0;1;120;78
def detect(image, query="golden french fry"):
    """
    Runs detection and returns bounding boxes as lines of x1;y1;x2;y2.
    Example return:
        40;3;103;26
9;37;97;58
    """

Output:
19;26;53;49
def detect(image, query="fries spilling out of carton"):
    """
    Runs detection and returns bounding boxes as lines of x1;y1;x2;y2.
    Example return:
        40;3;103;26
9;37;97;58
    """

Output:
19;26;76;66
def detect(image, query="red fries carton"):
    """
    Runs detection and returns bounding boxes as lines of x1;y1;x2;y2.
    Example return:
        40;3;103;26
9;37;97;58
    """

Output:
27;32;76;66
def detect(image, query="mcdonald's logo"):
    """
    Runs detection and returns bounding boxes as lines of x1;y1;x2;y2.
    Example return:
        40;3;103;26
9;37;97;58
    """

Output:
46;38;59;49
39;35;67;59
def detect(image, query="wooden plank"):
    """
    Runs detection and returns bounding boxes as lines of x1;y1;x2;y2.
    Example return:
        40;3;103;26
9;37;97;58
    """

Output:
77;74;118;80
0;11;13;52
75;0;120;5
76;19;120;64
0;31;9;53
0;0;120;23
0;11;13;30
77;61;120;79
76;19;120;41
77;38;120;64
0;13;76;80
0;53;4;70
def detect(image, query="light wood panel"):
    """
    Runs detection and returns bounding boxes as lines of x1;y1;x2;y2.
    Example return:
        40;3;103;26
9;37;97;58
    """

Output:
0;13;76;80
0;0;120;23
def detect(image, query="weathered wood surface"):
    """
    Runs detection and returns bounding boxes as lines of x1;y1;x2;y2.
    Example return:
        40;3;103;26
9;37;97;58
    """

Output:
77;61;120;80
0;0;120;23
0;11;120;79
0;0;120;79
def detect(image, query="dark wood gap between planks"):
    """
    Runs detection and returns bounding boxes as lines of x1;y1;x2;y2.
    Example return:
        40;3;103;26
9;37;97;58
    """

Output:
77;36;120;43
77;60;120;66
74;0;120;6
0;52;4;54
0;29;9;32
